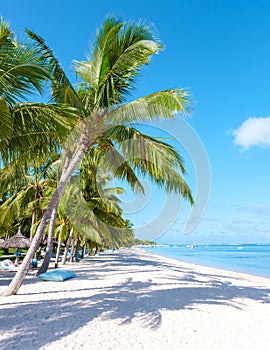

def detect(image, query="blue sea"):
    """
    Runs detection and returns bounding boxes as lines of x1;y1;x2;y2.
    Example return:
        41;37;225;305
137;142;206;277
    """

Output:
141;244;270;279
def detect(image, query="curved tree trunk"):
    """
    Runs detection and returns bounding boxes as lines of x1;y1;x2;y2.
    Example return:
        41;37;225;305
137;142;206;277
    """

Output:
36;205;58;275
2;128;95;296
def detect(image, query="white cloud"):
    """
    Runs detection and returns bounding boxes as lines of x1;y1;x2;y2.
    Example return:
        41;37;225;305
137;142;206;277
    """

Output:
233;116;270;150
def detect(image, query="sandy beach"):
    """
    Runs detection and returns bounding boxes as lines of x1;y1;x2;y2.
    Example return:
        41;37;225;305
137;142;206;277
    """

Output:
1;247;270;350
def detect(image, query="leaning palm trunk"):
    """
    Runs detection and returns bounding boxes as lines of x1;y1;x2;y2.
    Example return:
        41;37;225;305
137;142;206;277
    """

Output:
36;206;58;275
2;126;97;296
36;153;71;275
3;18;193;297
2;190;61;296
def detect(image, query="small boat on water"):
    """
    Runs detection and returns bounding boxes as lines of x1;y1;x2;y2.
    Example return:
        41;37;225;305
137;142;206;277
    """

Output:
187;244;195;249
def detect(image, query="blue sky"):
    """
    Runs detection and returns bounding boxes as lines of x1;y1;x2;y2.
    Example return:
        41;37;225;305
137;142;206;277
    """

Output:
2;0;270;244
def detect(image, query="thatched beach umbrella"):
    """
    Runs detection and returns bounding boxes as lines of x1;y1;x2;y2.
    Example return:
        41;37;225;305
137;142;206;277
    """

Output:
3;231;31;249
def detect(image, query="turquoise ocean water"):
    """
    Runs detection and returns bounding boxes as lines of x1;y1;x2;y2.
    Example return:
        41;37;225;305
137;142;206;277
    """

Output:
141;244;270;279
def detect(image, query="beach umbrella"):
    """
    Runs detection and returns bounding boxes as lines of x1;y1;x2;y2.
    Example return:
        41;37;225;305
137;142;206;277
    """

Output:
3;231;31;249
0;239;5;248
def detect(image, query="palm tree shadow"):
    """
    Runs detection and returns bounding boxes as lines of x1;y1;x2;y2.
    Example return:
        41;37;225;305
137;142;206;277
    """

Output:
1;265;270;349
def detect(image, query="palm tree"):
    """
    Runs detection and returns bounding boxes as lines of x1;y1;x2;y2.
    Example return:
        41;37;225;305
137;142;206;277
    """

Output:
0;156;61;239
0;16;71;244
36;166;130;274
0;17;77;165
3;17;193;296
0;16;44;153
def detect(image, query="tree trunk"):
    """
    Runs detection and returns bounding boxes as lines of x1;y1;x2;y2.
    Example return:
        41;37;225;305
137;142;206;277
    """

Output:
36;150;72;274
2;214;48;296
54;240;61;268
62;228;73;265
70;238;76;262
30;208;36;241
36;205;58;275
81;241;86;259
89;248;94;256
88;241;94;256
2;131;93;296
14;256;20;267
74;239;80;262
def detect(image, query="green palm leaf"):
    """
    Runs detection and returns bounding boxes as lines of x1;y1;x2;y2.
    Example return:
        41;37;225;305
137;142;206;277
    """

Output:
1;103;78;164
0;97;12;154
83;145;144;194
25;29;83;111
101;125;194;204
108;89;191;123
0;18;48;106
75;17;161;109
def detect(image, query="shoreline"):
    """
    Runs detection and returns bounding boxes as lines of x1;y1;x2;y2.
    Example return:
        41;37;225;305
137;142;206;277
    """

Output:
138;246;270;282
140;244;270;280
1;247;270;349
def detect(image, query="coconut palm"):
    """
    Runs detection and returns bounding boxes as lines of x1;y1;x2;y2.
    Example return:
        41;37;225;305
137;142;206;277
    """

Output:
3;17;193;296
0;17;77;166
0;17;77;294
36;168;131;274
0;16;44;152
0;156;61;239
0;17;77;243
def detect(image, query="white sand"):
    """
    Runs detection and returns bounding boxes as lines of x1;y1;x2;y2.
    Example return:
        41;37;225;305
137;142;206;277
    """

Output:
1;247;270;350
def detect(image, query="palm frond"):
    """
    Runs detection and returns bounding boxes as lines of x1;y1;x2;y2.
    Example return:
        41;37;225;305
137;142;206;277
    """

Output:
102;125;194;204
74;16;161;109
108;89;191;123
0;17;12;45
26;29;83;111
1;102;78;164
0;24;48;106
0;97;12;154
84;145;144;193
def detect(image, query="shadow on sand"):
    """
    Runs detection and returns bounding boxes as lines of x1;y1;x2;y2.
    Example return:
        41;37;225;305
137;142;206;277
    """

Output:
1;250;270;349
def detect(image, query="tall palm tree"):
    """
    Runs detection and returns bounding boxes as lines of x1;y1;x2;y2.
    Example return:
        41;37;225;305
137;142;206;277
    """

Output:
0;16;73;244
3;17;193;296
0;16;78;245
